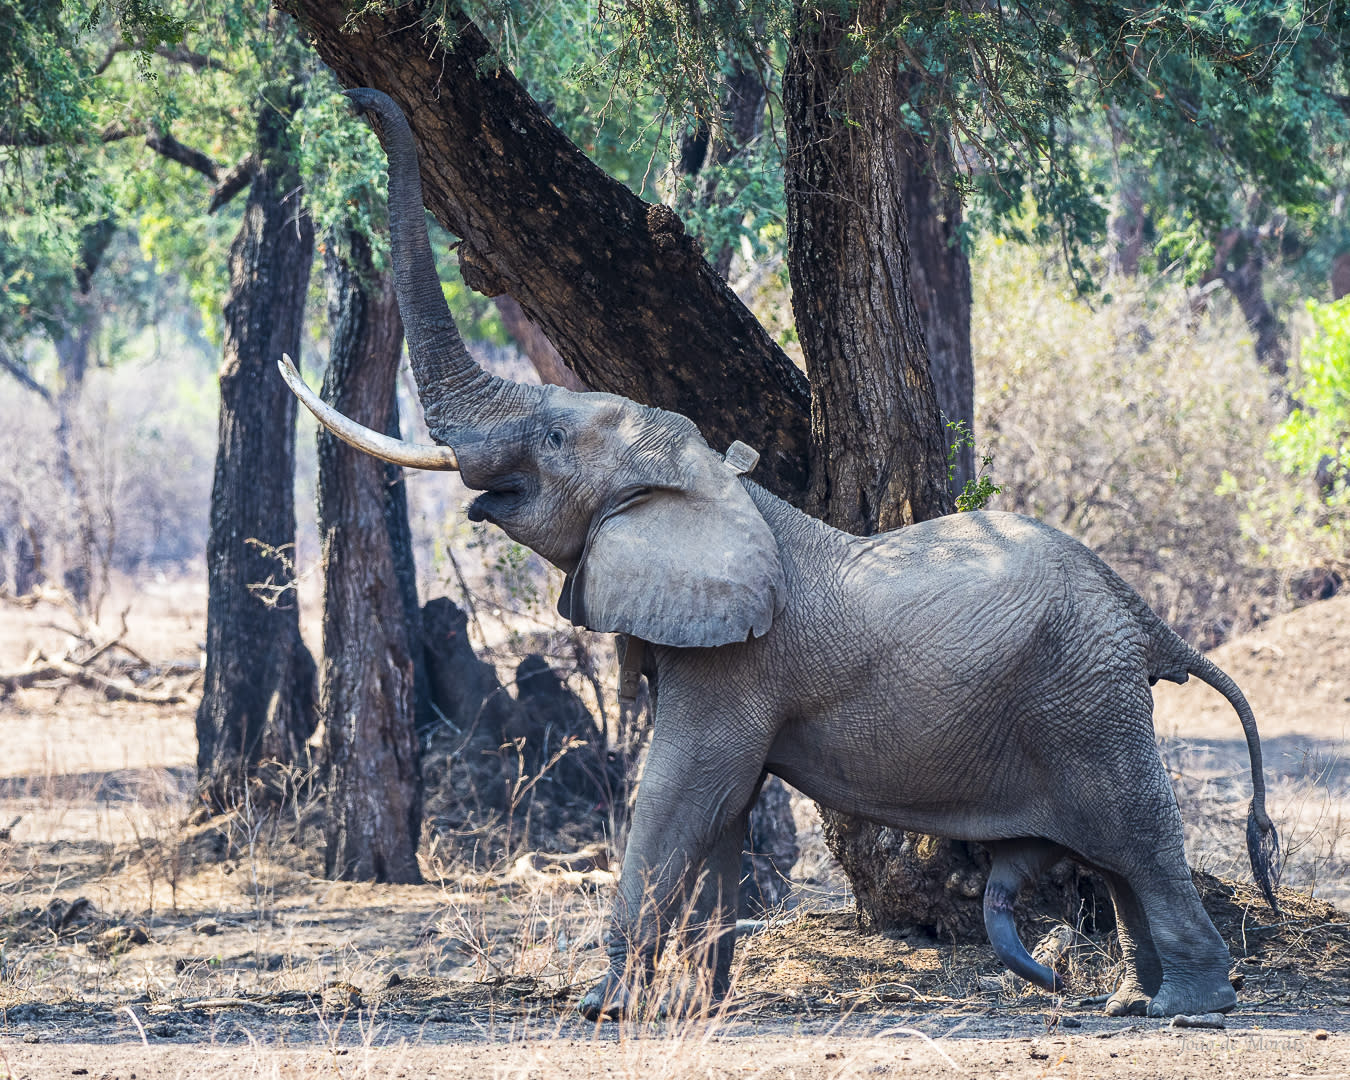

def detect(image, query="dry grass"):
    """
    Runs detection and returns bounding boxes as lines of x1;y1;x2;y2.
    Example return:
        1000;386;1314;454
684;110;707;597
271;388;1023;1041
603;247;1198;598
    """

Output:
3;567;1350;1076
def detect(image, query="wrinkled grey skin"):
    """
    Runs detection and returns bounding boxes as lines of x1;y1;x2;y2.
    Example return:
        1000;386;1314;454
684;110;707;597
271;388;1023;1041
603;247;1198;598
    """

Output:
307;90;1281;1021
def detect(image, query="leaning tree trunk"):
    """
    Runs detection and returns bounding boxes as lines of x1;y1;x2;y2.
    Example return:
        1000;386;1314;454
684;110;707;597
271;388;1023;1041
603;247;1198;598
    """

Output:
318;230;424;883
282;0;811;499
195;74;317;812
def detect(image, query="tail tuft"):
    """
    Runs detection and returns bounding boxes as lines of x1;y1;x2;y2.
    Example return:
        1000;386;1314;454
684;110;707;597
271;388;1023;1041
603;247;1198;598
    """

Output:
1246;799;1283;915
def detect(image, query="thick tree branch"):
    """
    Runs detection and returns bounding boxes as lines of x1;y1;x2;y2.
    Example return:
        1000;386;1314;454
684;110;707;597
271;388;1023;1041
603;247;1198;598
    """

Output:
145;130;219;180
208;154;259;214
95;41;227;76
0;121;137;148
281;0;812;501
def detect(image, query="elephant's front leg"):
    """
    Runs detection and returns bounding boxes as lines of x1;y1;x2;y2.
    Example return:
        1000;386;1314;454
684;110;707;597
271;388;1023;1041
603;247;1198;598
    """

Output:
579;724;766;1021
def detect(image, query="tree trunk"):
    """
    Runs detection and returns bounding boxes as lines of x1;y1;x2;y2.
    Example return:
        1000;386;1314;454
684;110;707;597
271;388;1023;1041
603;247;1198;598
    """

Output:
784;2;952;535
1202;228;1287;376
1332;251;1350;300
897;105;975;497
1109;182;1147;278
52;215;118;612
783;4;1073;937
282;0;811;499
318;230;424;883
195;73;318;812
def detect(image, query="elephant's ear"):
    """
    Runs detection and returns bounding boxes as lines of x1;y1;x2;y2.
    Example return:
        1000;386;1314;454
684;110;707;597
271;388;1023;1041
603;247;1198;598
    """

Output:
558;459;785;649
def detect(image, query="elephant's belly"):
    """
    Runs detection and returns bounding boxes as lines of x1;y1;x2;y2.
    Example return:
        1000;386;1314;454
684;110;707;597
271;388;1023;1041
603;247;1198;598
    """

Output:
764;710;1057;842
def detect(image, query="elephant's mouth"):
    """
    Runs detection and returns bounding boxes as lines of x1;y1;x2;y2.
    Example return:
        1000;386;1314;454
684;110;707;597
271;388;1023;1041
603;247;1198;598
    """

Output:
466;477;528;523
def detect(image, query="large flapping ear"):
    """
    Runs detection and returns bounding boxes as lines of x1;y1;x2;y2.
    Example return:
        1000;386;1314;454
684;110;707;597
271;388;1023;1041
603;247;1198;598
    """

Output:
558;437;785;649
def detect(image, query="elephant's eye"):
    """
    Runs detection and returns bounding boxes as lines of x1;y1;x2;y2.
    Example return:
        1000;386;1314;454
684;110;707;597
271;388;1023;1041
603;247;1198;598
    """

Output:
545;428;565;450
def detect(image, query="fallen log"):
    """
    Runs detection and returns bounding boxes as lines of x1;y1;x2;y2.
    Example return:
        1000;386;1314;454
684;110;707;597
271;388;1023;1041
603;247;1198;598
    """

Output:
0;659;186;704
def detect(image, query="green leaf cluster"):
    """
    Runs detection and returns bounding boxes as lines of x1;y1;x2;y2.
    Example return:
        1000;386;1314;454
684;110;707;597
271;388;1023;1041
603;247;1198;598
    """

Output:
1272;299;1350;483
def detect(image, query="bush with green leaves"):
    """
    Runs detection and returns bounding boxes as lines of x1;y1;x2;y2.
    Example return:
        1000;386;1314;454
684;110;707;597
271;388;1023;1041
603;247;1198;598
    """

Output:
1231;298;1350;586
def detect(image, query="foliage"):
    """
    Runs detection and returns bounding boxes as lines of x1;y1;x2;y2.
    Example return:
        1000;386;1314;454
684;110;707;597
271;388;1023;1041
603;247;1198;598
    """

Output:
576;1;1349;294
450;0;789;273
1233;298;1350;582
1272;299;1350;480
945;419;1001;512
0;0;255;367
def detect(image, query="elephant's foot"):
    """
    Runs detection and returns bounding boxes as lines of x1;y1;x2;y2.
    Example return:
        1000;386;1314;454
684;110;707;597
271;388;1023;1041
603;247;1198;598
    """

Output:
578;971;636;1022
1103;977;1151;1017
1144;977;1237;1018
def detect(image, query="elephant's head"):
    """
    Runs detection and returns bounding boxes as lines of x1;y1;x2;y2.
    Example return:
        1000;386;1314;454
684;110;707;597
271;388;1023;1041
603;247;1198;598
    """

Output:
281;88;784;649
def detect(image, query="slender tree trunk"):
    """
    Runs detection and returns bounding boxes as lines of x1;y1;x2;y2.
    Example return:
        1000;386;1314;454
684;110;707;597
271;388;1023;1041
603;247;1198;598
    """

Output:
1109;183;1147;278
52;216;118;612
1332;251;1350;300
1202;228;1287;376
318;231;424;883
195;74;318;812
897;106;974;496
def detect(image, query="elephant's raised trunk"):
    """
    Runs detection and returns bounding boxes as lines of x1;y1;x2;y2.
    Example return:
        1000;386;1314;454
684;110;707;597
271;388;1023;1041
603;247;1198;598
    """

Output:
343;88;516;434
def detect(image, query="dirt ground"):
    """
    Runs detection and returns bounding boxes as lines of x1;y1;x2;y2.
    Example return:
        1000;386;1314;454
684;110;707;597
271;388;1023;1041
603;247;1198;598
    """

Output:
1;582;1348;1079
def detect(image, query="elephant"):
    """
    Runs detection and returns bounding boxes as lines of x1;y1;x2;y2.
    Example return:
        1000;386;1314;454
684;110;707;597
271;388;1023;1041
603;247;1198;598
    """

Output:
281;88;1281;1021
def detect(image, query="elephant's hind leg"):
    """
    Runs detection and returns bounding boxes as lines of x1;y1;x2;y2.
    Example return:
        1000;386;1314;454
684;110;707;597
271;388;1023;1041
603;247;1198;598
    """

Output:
983;839;1069;992
1101;870;1164;1017
681;803;754;1008
1084;770;1234;1017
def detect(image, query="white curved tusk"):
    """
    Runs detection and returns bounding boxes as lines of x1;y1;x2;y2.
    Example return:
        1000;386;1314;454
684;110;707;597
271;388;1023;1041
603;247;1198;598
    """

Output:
277;354;460;471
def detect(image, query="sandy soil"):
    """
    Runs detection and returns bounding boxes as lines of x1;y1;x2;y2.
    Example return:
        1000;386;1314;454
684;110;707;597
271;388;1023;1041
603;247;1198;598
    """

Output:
1;582;1348;1078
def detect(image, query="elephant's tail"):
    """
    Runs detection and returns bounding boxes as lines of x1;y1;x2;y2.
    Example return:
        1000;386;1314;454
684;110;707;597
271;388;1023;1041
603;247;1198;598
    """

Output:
1185;653;1282;915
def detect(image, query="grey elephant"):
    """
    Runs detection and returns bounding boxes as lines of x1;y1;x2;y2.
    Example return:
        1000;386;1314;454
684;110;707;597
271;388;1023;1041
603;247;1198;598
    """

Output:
283;88;1281;1020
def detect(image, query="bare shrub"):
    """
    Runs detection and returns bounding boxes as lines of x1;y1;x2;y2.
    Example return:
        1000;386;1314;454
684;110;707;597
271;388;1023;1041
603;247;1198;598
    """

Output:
0;352;216;610
975;241;1300;646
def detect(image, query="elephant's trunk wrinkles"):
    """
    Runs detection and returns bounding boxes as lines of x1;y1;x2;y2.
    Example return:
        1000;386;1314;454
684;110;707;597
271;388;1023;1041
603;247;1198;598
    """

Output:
343;88;513;433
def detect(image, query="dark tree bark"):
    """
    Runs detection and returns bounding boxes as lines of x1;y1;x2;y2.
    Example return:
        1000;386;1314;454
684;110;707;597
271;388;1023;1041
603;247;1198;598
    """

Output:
318;230;424;883
195;71;318;812
784;2;953;536
1201;229;1288;376
493;294;586;390
898;105;975;497
282;0;811;499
